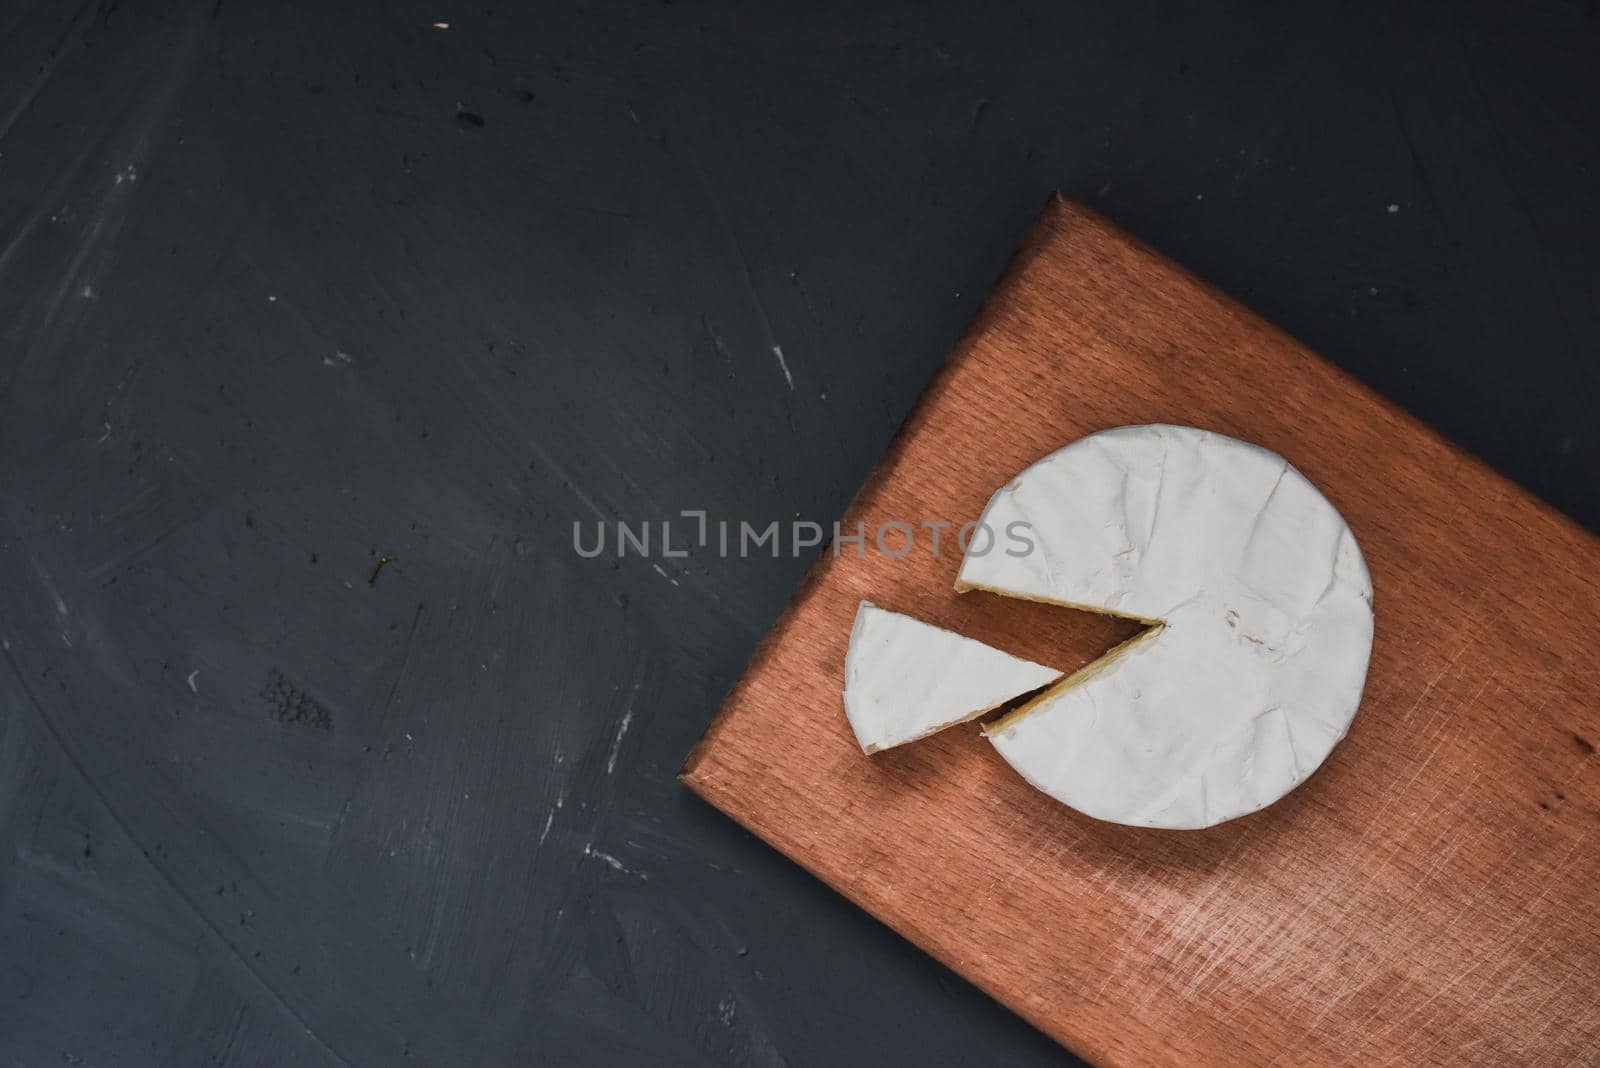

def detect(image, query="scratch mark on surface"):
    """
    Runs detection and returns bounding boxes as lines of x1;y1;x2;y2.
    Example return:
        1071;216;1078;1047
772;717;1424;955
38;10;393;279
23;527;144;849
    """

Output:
1388;90;1444;223
0;138;97;279
606;707;635;776
0;0;102;149
651;562;679;586
1365;828;1589;1050
374;603;425;730
2;646;355;1066
583;843;644;879
606;658;646;776
186;669;199;693
0;0;211;407
682;146;795;392
1399;604;1501;726
537;789;565;850
1269;768;1493;1045
442;348;610;522
703;317;737;379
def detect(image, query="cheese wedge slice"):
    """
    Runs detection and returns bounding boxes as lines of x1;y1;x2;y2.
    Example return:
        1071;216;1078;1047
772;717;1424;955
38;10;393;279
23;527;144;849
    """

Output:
961;424;1373;829
844;601;1063;755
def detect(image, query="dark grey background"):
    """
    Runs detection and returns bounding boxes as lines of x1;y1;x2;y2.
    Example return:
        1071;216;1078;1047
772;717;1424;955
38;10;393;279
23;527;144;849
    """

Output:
1;0;1595;1064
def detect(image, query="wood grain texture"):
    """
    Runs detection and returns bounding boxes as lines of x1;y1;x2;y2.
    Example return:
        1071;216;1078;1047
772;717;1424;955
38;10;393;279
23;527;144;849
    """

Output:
681;196;1600;1066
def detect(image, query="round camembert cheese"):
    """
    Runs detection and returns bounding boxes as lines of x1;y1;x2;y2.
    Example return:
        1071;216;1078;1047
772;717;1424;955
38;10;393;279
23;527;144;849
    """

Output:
842;424;1374;831
961;424;1373;828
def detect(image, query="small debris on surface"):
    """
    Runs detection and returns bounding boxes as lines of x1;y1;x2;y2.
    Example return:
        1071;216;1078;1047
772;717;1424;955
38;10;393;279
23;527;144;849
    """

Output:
368;553;394;587
1386;203;1401;214
263;670;332;730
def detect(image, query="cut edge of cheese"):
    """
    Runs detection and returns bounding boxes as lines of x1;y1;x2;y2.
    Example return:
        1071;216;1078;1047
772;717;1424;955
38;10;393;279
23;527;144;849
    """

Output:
953;577;1164;628
980;621;1166;737
843;600;1064;755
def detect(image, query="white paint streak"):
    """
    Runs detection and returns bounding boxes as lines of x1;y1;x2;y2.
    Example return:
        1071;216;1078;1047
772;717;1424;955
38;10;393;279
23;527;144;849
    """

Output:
583;843;644;878
651;562;679;586
186;669;199;693
606;706;635;775
771;344;794;390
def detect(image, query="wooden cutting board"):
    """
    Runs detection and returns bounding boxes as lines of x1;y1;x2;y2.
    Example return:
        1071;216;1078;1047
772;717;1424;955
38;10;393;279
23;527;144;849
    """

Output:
680;195;1600;1066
